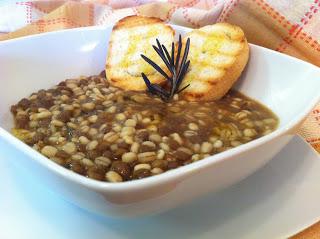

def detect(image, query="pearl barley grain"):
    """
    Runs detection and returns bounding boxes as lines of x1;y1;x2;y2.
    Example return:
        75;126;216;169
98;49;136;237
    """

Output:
106;171;123;182
41;146;57;158
122;152;137;163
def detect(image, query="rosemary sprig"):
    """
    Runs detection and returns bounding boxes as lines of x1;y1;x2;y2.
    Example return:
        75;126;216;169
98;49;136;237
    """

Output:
140;35;190;101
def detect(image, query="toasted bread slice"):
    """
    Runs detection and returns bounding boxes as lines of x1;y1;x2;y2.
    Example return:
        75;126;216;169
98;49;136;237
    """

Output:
180;23;249;101
106;15;174;91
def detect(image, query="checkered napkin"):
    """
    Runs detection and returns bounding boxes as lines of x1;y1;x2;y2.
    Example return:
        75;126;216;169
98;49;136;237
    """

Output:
0;1;320;236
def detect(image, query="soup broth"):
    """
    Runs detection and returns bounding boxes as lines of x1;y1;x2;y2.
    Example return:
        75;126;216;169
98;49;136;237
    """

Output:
10;72;278;182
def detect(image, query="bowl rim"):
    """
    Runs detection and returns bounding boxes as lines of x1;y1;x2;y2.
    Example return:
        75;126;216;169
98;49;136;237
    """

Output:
1;24;320;192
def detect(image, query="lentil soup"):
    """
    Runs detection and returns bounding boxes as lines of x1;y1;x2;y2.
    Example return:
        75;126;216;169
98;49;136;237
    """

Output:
10;72;278;182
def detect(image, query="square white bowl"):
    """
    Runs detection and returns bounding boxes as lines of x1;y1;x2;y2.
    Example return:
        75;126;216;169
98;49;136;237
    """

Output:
0;25;320;218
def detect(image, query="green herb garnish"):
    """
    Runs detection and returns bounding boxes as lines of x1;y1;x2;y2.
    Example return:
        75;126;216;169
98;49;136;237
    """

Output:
141;35;190;101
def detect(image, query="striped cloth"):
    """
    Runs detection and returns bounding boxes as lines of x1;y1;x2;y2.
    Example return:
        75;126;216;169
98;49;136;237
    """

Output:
0;1;320;237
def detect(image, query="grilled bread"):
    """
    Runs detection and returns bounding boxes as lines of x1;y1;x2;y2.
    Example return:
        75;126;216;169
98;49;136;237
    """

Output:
180;23;249;101
105;15;174;91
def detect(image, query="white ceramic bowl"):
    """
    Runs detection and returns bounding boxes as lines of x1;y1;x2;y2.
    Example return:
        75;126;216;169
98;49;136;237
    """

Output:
1;25;320;218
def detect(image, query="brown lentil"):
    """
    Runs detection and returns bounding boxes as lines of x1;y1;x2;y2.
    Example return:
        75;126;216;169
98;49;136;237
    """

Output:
11;73;278;182
151;159;168;169
110;161;131;180
71;162;86;175
167;161;179;170
133;169;151;179
87;167;105;181
167;138;180;150
56;150;70;159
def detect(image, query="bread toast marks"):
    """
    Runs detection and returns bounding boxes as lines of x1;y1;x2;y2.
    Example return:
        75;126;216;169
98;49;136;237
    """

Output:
180;23;249;101
106;16;174;91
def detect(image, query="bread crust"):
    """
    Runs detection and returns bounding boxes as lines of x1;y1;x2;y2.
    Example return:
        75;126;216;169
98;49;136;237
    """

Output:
106;15;174;91
181;23;250;101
